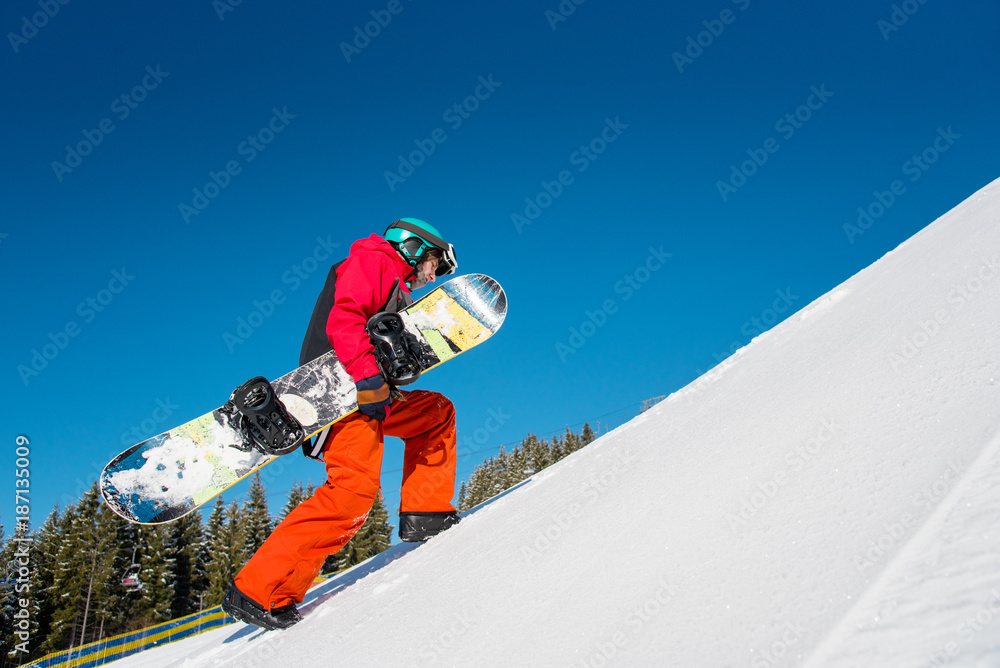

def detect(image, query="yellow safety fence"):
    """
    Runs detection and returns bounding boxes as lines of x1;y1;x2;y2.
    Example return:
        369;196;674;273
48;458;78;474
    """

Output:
25;573;334;668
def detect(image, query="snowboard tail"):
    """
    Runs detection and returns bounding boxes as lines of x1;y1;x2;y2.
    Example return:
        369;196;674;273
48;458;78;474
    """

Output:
101;274;506;524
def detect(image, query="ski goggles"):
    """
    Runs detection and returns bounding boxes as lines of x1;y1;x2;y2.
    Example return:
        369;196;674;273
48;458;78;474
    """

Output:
386;220;458;276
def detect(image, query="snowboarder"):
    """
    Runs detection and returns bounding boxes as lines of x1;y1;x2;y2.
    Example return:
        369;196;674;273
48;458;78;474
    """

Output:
223;218;462;630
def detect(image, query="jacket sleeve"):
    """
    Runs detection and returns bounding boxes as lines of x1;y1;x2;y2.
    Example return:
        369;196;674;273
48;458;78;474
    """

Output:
326;251;397;383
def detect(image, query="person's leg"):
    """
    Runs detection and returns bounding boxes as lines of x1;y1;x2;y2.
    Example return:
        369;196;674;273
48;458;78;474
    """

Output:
384;390;457;512
233;413;384;609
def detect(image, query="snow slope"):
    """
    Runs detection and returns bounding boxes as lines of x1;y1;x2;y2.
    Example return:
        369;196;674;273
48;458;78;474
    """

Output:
111;178;1000;667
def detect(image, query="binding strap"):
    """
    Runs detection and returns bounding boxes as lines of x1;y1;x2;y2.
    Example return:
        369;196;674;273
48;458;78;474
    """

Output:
302;425;332;461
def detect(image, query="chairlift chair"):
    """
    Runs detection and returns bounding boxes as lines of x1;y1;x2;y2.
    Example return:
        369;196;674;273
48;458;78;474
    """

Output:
122;546;142;591
122;564;142;591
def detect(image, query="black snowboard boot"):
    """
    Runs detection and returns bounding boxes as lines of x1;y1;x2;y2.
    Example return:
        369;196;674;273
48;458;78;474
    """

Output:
222;583;302;631
398;510;461;542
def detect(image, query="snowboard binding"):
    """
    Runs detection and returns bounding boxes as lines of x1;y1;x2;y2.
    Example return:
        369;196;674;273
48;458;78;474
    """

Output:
367;312;422;386
221;376;304;456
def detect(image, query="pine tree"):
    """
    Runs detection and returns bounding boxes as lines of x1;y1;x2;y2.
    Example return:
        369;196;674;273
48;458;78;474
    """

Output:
550;433;566;463
121;524;175;631
563;426;582;456
242;473;272;556
205;499;250;607
459;458;493;510
510;446;527;485
26;506;65;658
102;521;141;636
168;513;207;617
42;484;119;654
455;424;598;515
279;480;308;522
523;434;552;475
203;497;230;606
492;447;512;495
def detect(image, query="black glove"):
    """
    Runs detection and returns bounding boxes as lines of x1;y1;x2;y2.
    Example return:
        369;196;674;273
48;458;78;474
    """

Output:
356;374;392;421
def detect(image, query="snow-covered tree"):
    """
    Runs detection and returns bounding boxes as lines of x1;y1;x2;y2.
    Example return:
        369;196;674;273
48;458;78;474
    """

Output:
457;425;597;513
242;473;272;556
523;434;552;476
42;484;118;653
26;506;65;658
203;497;232;607
124;524;175;630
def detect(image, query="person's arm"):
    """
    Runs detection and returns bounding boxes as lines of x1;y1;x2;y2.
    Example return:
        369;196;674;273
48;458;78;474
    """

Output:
326;252;396;382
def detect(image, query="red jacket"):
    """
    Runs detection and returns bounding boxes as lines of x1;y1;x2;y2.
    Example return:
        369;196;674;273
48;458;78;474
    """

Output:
326;234;414;382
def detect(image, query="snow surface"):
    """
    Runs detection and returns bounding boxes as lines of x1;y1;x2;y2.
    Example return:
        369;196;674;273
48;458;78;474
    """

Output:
110;178;1000;667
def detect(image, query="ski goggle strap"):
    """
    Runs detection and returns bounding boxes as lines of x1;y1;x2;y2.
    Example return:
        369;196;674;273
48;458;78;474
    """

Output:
436;243;458;276
386;220;458;276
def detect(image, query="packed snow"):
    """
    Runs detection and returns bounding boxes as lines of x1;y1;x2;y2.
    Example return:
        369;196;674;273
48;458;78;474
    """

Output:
111;178;1000;667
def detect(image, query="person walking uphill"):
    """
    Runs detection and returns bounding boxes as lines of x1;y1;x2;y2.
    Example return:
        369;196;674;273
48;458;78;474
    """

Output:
222;218;462;630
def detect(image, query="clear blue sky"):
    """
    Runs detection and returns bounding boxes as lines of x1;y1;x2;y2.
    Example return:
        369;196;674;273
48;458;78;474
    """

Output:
3;0;998;532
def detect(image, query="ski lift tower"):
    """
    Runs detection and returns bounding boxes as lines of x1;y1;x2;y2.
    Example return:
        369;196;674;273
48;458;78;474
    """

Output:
640;395;666;413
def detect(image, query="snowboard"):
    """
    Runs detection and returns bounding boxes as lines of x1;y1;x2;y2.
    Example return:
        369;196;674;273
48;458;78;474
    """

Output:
101;274;506;525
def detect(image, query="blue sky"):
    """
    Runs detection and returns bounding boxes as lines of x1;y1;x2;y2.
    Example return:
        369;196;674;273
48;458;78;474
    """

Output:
3;0;998;533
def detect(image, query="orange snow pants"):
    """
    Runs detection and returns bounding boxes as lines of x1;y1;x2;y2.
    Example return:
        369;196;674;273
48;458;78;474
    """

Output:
234;389;457;610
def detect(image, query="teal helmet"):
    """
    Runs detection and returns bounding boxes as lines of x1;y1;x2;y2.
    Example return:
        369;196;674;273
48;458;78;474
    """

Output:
383;218;458;276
